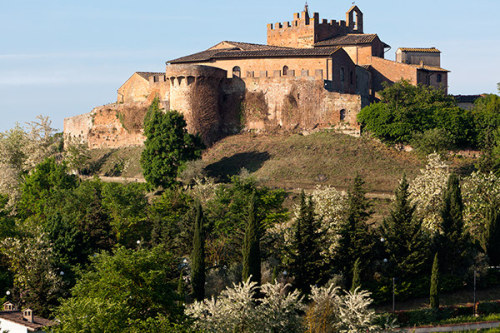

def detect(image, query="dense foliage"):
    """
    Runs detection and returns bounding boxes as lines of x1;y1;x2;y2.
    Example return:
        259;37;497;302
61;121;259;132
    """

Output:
357;82;500;164
141;99;203;189
0;112;499;331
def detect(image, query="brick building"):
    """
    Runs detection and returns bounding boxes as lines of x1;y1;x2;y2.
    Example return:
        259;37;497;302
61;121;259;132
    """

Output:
64;4;450;148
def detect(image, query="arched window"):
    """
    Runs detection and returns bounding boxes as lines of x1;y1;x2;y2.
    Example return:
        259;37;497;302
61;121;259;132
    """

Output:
437;74;442;83
340;109;346;121
283;65;289;76
232;66;241;78
340;67;345;82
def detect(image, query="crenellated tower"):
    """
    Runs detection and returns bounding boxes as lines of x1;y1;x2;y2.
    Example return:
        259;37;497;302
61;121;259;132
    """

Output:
267;5;364;48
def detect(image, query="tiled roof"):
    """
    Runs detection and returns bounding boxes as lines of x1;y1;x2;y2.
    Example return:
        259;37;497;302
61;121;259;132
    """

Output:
314;34;389;48
136;72;164;80
398;47;440;53
209;41;292;51
168;45;342;64
0;311;56;330
454;95;482;103
416;65;449;72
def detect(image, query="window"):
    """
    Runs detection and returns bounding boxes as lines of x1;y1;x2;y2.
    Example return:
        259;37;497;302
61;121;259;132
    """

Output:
340;67;345;82
350;71;354;85
340;109;346;121
437;74;442;83
283;65;289;76
232;66;241;78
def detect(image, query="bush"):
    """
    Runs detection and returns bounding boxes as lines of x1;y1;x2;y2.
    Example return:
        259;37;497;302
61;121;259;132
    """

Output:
411;128;455;156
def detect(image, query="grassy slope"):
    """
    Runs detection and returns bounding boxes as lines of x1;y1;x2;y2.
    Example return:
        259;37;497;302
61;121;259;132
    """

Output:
203;132;423;194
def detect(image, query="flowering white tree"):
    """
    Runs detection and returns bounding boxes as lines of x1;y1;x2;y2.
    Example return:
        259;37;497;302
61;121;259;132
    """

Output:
0;116;61;202
306;284;384;333
462;171;500;240
409;153;450;233
186;278;304;333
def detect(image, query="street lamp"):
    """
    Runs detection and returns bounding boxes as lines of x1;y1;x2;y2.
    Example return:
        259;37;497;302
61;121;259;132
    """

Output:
381;236;396;313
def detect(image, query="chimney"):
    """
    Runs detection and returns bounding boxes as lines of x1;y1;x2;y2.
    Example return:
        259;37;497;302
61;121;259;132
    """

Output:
23;309;33;323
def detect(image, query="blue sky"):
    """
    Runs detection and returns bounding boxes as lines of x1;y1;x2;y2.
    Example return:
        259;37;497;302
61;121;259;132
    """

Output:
1;0;499;132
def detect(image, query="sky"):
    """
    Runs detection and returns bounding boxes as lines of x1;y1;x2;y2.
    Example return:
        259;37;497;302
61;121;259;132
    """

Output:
1;0;499;132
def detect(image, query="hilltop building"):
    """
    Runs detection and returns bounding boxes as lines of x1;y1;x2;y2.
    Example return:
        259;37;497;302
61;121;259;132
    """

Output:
64;4;449;148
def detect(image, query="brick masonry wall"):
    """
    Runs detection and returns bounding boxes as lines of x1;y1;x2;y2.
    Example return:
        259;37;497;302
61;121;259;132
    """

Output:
369;56;418;95
222;76;362;133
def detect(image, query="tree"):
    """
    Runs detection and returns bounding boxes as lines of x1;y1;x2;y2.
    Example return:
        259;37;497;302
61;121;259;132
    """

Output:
54;246;183;332
430;253;439;309
357;80;461;143
483;205;500;266
290;192;324;294
242;192;261;285
336;175;375;283
140;99;203;189
351;258;361;292
191;201;205;301
186;278;305;333
380;175;429;279
409;153;450;232
1;227;65;317
437;174;472;275
17;157;78;219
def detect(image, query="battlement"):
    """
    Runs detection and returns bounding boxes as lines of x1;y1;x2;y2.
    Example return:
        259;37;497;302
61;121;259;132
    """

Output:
267;6;363;48
267;11;347;32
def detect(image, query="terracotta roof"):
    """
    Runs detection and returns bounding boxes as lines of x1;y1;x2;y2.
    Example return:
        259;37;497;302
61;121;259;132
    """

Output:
209;41;292;51
136;72;164;80
398;47;440;53
314;34;390;48
168;46;342;64
0;311;56;331
416;64;449;72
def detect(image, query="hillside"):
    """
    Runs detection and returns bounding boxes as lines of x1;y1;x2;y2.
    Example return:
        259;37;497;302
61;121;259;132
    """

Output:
87;131;424;194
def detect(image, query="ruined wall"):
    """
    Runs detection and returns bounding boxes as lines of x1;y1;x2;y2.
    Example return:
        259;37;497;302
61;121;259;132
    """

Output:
221;76;362;133
64;103;148;149
63;113;93;144
396;51;440;67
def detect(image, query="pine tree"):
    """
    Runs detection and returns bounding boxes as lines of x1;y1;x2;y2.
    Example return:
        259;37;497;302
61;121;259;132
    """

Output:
351;257;362;292
430;253;439;309
242;193;261;285
380;175;429;279
336;175;375;283
437;174;471;275
290;191;324;294
191;201;205;301
483;205;500;266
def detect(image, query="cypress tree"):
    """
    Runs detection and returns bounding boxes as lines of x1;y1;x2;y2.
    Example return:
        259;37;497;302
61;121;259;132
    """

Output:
337;175;375;281
242;193;261;285
380;175;429;279
430;253;439;309
484;205;500;266
291;191;324;294
351;257;362;292
177;271;185;304
191;201;205;301
437;174;471;275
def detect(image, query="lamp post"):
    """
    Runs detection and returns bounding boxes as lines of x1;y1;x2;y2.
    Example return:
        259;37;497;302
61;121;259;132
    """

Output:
381;237;396;313
473;269;477;317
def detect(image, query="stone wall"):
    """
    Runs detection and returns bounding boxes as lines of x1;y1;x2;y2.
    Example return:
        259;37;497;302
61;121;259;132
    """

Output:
222;75;362;133
64;103;148;149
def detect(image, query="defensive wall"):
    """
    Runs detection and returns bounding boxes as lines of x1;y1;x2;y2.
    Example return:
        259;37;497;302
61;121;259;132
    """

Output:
64;64;364;149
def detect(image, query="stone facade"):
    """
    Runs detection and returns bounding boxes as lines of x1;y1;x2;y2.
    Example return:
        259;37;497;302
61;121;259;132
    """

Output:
64;4;450;149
